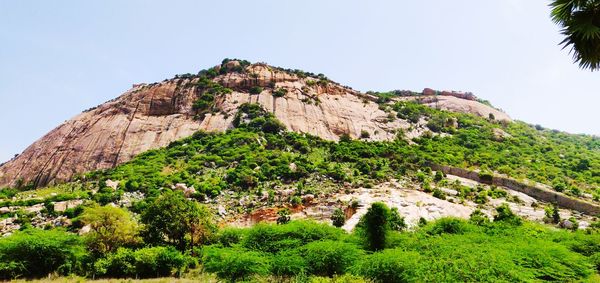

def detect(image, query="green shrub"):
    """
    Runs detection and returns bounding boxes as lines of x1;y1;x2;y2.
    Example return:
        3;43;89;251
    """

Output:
134;246;188;278
0;229;87;279
249;86;263;94
301;240;362;277
0;187;18;199
468;209;490;226
93;247;136;278
354;249;421;282
94;246;189;278
290;196;302;207
589;252;600;272
424;217;470;235
271;250;307;276
202;247;271;282
273;88;288;97
432;188;446;200
331;208;346;228
388;207;406;232
494;203;522;226
360;130;370;139
512;243;592;281
217;227;247;247
242;221;342;253
277;209;291;225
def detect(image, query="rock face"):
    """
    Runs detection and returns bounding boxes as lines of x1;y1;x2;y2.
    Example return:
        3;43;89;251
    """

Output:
407;95;511;122
0;61;511;188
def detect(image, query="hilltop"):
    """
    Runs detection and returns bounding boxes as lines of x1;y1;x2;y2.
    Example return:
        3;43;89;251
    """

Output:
0;59;508;189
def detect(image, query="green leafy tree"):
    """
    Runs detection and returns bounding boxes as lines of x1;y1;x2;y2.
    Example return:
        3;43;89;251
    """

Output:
550;0;600;70
79;205;140;255
141;190;216;251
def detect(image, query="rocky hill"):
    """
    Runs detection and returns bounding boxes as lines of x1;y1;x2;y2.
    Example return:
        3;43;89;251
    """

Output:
0;60;507;188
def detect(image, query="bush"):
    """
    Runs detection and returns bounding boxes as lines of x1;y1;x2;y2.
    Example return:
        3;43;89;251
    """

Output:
494;203;522;226
94;246;189;278
0;229;87;279
354;249;421;282
249;86;263;94
290;196;302;207
590;253;600;272
277;209;291;225
360;130;370;139
331;208;346;228
424;217;470;235
242;221;342;253
273;88;288;97
432;188;446;200
271;250;307;276
93;248;136;278
388;207;406;232
301;240;362;277
217;227;247;247
202;247;271;282
468;209;490;226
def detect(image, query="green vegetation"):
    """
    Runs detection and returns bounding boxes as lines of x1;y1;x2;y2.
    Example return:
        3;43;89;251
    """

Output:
2;202;600;281
331;208;346;228
141;190;216;251
93;246;191;278
1;88;599;280
0;229;87;279
199;203;599;282
78;205;140;255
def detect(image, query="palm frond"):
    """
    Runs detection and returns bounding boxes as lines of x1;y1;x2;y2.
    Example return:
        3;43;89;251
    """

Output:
550;0;600;70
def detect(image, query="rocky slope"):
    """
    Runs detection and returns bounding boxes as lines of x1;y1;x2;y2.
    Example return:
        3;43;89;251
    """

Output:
0;60;508;188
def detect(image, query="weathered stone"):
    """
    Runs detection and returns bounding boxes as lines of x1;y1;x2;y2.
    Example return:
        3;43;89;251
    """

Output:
105;179;119;191
53;199;83;212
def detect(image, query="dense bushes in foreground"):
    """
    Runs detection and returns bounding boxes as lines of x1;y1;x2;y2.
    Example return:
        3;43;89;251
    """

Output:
1;206;600;281
201;215;597;282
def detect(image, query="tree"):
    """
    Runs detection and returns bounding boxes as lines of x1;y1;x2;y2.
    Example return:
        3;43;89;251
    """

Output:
79;205;140;255
550;0;600;71
141;190;216;251
331;208;346;228
359;202;391;251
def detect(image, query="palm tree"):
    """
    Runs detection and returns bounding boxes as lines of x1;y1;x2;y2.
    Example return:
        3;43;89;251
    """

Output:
550;0;600;71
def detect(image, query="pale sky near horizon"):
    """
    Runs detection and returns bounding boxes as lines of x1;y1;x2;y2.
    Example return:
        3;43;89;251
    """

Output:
0;1;598;163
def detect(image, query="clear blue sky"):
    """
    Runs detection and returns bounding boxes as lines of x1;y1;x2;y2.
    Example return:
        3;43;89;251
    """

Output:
1;1;598;163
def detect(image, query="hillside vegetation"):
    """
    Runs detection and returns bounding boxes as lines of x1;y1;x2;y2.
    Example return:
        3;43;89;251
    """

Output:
0;61;599;281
